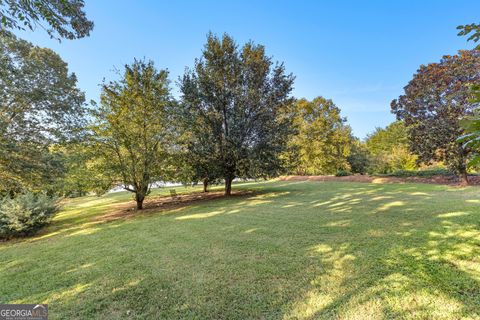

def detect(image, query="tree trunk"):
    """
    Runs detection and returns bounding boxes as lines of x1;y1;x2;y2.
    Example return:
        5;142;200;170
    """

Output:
460;171;469;185
203;178;209;193
225;176;233;196
135;193;145;210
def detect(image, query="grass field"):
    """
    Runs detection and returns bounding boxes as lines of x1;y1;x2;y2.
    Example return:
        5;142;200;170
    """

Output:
1;181;480;319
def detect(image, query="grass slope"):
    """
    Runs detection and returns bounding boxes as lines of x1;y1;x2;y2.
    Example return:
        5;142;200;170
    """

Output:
1;181;480;319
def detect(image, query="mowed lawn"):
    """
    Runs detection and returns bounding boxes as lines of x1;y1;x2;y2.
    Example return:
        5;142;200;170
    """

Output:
1;181;480;319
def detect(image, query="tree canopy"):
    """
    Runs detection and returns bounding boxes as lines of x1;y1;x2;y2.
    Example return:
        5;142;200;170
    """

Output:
89;60;175;209
287;97;352;175
0;0;93;40
391;50;480;183
365;121;409;156
365;121;416;173
0;31;87;193
180;33;295;195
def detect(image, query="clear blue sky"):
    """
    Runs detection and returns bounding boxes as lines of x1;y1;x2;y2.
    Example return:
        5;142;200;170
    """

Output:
15;0;480;138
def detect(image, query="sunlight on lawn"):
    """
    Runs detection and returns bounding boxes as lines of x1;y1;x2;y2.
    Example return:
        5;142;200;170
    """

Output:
1;181;479;319
175;210;225;220
377;200;405;211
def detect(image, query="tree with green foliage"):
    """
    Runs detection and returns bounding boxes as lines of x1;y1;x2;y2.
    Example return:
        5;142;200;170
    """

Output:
365;121;409;155
0;31;87;194
178;123;220;193
288;97;352;175
175;89;222;192
457;23;480;49
51;142;98;197
180;33;295;195
458;86;480;168
90;60;174;209
365;121;416;174
456;23;480;169
347;139;370;174
391;50;480;184
0;0;93;40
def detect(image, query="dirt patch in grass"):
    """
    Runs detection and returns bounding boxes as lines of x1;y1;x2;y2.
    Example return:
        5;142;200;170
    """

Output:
279;175;480;186
96;190;255;222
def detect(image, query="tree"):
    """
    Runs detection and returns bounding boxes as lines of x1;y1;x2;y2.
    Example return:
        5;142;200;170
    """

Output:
175;95;221;193
90;60;174;210
0;0;93;40
288;97;352;175
457;23;480;49
180;130;221;193
458;86;480;168
365;121;409;155
365;121;417;173
180;33;295;196
456;23;480;169
391;50;480;184
0;31;87;194
347;139;370;174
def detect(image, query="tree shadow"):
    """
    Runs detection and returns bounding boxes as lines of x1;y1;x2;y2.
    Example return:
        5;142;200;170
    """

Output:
1;181;479;318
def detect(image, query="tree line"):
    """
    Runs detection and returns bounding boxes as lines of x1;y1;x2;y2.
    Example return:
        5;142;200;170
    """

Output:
1;1;480;213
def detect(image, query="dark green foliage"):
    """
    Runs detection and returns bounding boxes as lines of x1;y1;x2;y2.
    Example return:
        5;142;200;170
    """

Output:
391;50;480;183
458;86;480;168
335;169;351;177
347;140;370;174
180;33;295;195
175;97;222;192
0;192;58;239
457;22;480;169
0;0;93;40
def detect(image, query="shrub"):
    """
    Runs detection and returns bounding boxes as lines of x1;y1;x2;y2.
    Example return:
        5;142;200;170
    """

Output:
335;169;351;177
0;192;59;239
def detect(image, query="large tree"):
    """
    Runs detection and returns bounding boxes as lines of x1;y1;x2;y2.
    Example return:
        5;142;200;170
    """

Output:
180;33;295;195
391;50;480;183
0;0;93;40
0;31;87;193
288;97;352;175
90;60;174;209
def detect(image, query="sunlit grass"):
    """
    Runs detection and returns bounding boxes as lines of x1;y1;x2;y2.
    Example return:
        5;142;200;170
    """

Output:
1;181;480;319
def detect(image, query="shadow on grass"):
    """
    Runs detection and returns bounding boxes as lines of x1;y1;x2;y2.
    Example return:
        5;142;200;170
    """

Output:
1;181;479;318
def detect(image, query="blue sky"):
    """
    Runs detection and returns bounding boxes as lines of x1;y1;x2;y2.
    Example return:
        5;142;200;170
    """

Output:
15;0;480;138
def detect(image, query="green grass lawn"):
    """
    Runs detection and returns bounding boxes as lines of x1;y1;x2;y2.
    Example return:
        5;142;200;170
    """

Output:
1;181;480;319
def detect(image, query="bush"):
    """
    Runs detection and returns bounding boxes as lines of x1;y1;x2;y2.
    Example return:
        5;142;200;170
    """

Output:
335;169;351;177
0;192;59;239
